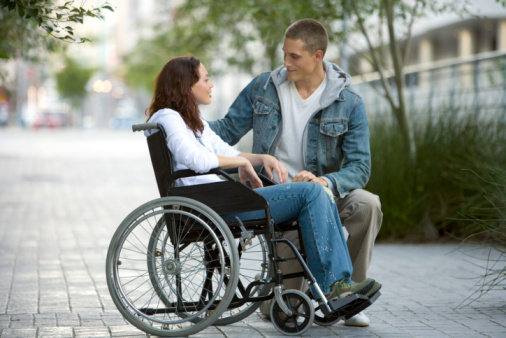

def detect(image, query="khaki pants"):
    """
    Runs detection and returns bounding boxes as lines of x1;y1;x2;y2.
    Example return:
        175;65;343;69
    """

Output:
272;189;382;291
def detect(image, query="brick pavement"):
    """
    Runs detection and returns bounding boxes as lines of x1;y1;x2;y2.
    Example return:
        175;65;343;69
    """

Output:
0;128;504;337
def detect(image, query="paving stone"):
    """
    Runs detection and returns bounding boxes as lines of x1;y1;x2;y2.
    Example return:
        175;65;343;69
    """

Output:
214;323;264;336
100;313;128;326
55;313;80;327
37;327;74;338
74;326;110;337
9;313;34;328
0;328;37;337
109;325;147;337
0;315;10;329
34;313;57;327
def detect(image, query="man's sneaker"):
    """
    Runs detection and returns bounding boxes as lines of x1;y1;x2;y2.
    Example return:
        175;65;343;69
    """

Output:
344;311;370;327
326;278;381;299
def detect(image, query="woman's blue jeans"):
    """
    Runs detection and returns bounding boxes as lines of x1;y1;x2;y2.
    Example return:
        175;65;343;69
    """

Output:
231;182;353;294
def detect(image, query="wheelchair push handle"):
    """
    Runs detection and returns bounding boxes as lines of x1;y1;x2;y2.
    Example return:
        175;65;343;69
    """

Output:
132;123;159;132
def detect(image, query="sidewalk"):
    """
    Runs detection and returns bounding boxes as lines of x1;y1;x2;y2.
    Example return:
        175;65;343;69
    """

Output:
0;128;504;337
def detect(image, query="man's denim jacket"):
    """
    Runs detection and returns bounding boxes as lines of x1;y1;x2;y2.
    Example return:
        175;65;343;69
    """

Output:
208;61;371;199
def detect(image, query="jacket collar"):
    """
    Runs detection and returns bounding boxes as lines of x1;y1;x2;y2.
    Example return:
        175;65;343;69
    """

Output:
264;60;351;107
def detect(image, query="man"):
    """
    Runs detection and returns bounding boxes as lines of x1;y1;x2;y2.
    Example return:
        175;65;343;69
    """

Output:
209;18;382;327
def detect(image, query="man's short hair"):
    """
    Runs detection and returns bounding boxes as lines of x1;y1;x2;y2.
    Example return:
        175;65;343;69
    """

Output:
285;19;328;56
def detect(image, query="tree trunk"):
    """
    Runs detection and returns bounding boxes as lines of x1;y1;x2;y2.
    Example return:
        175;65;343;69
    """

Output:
385;0;417;165
393;84;417;166
392;105;413;157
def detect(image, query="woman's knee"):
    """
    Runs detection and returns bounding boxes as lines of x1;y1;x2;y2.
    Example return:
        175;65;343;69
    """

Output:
295;181;323;194
297;182;335;205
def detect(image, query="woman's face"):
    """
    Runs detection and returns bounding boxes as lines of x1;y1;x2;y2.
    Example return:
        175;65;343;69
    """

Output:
191;63;213;105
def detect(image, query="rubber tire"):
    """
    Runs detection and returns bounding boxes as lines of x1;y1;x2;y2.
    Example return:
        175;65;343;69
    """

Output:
270;289;315;336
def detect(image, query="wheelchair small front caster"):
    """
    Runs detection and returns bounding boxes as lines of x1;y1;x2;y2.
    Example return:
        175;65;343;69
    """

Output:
270;289;315;336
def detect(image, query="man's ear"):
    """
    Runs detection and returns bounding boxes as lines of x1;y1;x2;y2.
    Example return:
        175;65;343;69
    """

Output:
314;50;324;63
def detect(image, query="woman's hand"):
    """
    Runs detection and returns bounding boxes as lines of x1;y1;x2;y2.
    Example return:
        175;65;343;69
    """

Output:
262;155;288;184
238;161;263;189
217;154;263;188
232;153;287;187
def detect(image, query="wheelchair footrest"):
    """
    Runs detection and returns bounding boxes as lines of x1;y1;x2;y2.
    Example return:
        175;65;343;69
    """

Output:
327;291;381;320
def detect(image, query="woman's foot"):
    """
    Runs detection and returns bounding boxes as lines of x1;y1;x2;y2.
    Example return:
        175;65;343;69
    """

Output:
327;278;381;299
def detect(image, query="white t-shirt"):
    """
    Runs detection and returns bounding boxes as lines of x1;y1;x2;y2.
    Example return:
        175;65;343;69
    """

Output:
145;108;240;187
275;75;327;182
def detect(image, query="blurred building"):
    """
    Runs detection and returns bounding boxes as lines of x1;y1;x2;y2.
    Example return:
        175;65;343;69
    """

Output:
348;0;506;117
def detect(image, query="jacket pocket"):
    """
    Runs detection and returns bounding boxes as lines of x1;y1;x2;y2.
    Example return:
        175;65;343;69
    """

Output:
253;100;274;115
319;119;347;165
252;98;280;146
320;119;348;137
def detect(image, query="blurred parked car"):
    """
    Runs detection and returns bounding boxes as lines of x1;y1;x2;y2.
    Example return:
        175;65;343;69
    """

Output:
33;112;69;129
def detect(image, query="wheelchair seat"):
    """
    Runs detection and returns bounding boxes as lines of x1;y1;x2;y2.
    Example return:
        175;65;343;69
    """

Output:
145;122;299;236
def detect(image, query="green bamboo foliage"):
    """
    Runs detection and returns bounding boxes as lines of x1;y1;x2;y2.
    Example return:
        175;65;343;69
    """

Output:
367;108;506;241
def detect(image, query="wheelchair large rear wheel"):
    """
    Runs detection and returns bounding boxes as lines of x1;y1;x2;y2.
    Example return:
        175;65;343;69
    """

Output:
106;196;239;337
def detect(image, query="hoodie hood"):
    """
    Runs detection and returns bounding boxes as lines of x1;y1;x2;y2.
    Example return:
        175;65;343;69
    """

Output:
265;60;351;109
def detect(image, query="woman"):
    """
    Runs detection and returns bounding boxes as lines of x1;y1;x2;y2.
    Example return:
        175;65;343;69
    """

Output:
144;56;381;300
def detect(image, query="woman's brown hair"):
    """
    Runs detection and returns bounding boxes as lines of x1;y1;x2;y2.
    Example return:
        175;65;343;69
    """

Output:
145;56;204;136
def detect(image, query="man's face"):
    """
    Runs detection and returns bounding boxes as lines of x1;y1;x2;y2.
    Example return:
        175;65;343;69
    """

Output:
282;38;319;82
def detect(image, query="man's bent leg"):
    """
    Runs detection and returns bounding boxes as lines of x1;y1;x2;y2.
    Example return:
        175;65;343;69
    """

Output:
338;189;382;282
259;229;306;317
276;229;307;291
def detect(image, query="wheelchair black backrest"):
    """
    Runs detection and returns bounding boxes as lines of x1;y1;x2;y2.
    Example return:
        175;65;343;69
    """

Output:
142;123;270;217
145;125;174;197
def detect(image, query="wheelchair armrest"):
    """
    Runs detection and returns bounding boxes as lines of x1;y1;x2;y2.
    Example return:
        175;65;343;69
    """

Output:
171;168;237;181
171;168;213;180
218;167;277;187
221;167;238;174
172;167;277;187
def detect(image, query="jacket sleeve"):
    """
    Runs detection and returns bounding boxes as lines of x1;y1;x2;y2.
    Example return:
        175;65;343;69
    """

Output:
323;98;371;198
207;77;257;146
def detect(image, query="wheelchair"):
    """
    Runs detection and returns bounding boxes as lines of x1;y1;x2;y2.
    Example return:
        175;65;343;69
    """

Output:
106;123;381;336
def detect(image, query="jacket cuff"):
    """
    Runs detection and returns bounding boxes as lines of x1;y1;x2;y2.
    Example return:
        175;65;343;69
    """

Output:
320;176;336;195
322;175;348;199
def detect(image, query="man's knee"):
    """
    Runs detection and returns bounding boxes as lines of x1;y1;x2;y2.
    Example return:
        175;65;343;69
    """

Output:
339;189;382;234
352;189;381;211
